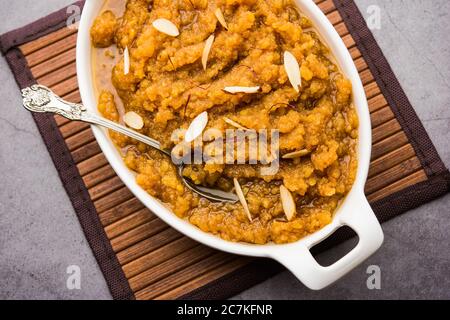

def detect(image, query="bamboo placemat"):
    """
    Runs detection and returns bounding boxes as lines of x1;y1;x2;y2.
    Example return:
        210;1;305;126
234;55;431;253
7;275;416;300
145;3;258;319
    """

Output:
1;0;449;300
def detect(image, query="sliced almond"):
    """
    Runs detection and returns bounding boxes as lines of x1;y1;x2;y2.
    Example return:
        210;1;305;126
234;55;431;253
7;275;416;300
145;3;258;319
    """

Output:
202;34;215;71
185;111;209;143
280;185;296;221
223;117;248;130
152;18;180;37
284;51;302;92
214;8;228;30
223;86;260;94
233;178;252;222
282;149;310;159
123;46;130;75
124;111;144;130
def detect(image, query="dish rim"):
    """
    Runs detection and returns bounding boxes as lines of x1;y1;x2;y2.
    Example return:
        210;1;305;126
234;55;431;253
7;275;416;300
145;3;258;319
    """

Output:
77;0;383;289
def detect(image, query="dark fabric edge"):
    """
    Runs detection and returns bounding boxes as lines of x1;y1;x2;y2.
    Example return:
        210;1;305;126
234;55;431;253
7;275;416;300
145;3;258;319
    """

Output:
1;0;449;302
371;170;450;221
180;259;283;301
333;0;447;177
0;11;134;301
0;1;85;54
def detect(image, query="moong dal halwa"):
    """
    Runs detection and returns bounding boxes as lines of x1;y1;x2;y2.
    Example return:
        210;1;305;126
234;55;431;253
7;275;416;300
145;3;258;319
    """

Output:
91;0;359;244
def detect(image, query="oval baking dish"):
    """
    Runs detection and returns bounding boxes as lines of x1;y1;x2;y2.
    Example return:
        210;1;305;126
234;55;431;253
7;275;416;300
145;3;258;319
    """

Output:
77;0;384;290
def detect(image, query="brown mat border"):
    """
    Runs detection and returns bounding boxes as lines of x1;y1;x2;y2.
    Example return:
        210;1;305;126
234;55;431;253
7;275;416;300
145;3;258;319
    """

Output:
334;0;447;177
0;1;134;300
1;0;449;300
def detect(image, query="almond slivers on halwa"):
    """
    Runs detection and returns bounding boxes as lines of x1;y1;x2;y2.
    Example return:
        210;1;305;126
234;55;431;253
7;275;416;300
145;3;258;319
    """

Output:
92;0;357;244
152;18;180;37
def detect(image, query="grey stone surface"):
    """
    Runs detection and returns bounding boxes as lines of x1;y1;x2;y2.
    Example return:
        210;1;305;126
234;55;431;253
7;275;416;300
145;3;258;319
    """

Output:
0;0;111;300
0;0;449;300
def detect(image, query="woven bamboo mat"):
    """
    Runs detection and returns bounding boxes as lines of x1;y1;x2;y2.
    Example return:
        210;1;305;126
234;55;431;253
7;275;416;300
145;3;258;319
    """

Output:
1;0;449;300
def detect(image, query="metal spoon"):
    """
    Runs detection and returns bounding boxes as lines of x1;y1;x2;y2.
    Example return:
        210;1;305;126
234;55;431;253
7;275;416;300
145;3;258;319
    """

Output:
21;84;238;203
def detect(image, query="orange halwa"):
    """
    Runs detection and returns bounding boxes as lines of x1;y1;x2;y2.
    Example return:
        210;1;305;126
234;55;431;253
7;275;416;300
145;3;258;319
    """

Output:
91;0;359;244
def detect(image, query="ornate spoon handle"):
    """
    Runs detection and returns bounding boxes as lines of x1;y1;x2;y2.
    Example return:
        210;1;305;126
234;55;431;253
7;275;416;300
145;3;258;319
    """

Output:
21;84;164;153
21;85;238;203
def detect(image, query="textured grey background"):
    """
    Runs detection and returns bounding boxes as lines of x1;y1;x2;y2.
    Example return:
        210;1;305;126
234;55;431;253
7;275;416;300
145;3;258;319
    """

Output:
0;0;449;300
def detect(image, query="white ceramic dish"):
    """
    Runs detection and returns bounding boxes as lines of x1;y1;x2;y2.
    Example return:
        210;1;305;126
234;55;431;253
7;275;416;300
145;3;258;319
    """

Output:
77;0;384;290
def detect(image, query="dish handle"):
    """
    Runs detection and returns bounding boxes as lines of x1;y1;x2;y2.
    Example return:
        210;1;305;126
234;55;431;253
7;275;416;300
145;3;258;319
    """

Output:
272;192;384;290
